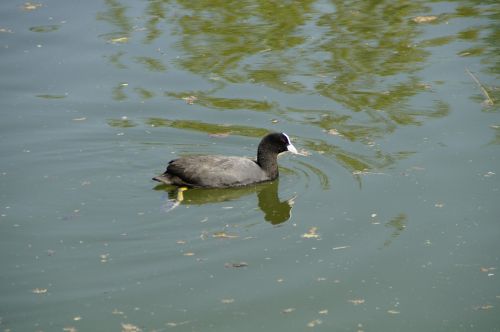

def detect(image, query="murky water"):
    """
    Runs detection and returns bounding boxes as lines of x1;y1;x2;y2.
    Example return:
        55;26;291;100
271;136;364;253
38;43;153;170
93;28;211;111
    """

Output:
1;0;499;331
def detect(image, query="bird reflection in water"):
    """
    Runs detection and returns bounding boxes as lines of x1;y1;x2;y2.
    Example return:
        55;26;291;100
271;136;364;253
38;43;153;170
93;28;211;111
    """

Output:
154;180;295;225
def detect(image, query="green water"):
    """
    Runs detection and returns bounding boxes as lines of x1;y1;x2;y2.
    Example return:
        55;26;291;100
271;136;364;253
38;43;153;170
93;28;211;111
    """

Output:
1;0;499;331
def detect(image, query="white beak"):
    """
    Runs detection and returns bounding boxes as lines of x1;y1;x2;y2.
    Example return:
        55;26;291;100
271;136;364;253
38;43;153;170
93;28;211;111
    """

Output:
282;133;298;155
287;143;298;154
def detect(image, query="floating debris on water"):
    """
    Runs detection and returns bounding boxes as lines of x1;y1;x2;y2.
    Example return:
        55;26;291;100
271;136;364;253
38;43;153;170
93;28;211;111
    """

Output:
307;319;322;327
348;299;365;305
100;253;109;263
109;37;129;44
22;2;42;11
182;95;197;104
32;288;48;294
212;231;239;239
166;321;190;327
225;262;248;268
302;227;320;239
121;323;141;332
412;16;438;23
63;327;77;332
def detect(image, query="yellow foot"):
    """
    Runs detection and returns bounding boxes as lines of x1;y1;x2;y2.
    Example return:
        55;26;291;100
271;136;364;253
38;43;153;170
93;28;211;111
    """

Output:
177;187;188;202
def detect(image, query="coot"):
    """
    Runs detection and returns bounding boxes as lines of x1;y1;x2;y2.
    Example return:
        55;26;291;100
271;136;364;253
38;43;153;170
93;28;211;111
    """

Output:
153;132;298;188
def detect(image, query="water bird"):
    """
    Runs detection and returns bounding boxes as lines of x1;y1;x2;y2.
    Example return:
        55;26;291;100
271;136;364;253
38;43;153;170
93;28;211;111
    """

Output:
153;132;298;188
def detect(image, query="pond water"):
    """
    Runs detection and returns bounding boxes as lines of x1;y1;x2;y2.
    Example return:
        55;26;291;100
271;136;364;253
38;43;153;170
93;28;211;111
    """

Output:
1;0;499;331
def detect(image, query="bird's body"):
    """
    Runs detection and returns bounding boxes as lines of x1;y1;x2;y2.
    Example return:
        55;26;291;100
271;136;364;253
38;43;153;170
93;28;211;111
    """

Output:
154;155;269;188
153;132;297;188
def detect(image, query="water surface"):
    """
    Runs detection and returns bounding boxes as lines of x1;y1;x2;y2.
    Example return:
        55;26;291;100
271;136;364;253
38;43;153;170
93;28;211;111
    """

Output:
1;0;499;331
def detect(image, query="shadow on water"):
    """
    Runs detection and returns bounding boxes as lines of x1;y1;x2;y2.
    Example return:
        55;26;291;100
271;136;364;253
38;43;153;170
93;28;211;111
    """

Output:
153;180;294;225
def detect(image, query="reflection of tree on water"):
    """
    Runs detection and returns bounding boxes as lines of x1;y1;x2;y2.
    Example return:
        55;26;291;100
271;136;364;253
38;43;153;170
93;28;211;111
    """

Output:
154;180;294;224
383;213;408;247
98;0;499;176
166;0;451;123
165;0;451;175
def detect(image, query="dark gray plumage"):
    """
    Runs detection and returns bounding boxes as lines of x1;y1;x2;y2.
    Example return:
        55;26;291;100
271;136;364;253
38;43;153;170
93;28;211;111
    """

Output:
153;132;298;188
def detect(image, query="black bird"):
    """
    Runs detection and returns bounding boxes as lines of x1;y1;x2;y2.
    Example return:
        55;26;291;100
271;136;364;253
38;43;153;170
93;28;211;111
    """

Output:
153;132;298;188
